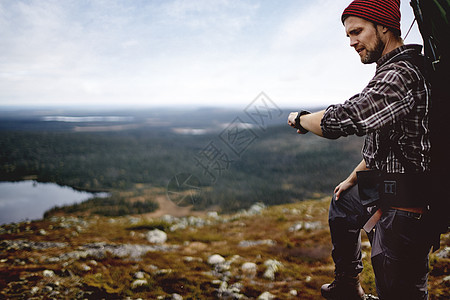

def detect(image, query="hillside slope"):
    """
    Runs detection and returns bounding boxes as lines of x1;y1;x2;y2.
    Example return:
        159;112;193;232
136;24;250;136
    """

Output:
1;198;448;299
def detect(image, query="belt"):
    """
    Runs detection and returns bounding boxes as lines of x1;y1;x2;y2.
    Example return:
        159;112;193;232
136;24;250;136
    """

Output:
390;207;425;219
391;206;426;214
363;206;427;233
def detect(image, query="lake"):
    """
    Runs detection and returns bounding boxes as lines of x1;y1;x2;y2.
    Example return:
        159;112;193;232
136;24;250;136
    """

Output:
0;181;109;225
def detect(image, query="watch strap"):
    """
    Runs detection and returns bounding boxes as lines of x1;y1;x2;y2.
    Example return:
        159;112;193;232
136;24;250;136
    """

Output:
294;110;311;134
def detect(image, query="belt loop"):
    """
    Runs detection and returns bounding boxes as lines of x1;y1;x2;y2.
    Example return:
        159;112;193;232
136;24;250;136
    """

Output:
413;212;422;220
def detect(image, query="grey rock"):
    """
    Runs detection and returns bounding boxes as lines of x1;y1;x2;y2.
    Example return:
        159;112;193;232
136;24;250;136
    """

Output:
217;281;246;299
0;240;68;251
146;229;167;244
134;271;146;279
183;256;202;263
43;270;55;277
80;264;91;272
208;254;225;265
131;279;148;289
364;295;379;300
161;214;178;223
58;242;177;261
435;247;450;259
246;203;266;215
30;286;40;294
238;239;275;248
263;259;283;280
207;211;219;218
241;262;257;277
257;291;275;300
171;293;183;300
42;285;53;293
288;221;322;232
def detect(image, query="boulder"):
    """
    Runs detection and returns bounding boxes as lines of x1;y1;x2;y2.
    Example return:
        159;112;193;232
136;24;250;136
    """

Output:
247;203;266;215
146;229;167;244
131;279;148;289
241;262;257;277
134;271;145;279
258;291;275;300
171;294;183;300
263;259;283;280
207;254;225;265
43;270;55;277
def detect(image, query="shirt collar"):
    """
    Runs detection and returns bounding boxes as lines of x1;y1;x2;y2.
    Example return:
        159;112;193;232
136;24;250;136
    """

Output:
376;44;423;68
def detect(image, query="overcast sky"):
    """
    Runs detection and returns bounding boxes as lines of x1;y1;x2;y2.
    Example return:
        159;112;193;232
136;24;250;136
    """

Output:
0;0;423;109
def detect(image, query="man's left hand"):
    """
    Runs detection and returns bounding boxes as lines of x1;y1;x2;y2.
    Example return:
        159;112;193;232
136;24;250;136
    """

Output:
287;112;298;128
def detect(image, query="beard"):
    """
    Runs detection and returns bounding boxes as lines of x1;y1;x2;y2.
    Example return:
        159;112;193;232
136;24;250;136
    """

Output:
361;33;385;64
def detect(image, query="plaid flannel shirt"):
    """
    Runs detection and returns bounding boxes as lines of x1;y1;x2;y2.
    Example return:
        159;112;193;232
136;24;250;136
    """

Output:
321;45;431;173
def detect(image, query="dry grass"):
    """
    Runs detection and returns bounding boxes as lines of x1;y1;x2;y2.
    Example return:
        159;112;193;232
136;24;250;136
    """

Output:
0;197;448;299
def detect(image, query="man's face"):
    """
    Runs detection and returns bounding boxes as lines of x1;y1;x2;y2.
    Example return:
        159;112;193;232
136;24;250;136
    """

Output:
344;16;385;64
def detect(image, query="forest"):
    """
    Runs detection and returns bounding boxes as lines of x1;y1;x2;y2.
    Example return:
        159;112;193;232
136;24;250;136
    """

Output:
0;108;364;214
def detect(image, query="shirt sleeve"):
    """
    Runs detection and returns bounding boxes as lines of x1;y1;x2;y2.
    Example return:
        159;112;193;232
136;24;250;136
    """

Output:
320;64;417;139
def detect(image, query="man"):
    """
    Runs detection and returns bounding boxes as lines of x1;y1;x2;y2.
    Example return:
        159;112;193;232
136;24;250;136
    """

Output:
288;0;433;299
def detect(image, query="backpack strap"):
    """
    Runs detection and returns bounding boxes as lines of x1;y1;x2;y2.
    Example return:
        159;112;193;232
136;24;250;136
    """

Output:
379;52;427;173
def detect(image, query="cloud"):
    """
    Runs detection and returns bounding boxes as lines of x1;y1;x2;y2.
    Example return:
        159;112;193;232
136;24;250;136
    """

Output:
0;0;426;108
162;0;257;30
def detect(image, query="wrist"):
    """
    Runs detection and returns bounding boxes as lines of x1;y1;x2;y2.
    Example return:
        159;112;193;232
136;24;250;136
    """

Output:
294;110;311;134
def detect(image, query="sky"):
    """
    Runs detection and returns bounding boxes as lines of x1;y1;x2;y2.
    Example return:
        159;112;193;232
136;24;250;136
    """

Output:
0;0;423;109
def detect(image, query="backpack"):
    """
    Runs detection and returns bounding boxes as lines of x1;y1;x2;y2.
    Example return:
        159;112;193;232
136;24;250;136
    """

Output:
410;0;450;243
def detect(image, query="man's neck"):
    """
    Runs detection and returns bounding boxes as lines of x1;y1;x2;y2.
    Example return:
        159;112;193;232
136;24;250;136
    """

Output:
382;36;404;57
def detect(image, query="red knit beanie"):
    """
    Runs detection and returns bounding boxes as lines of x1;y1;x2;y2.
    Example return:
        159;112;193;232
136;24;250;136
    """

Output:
342;0;401;35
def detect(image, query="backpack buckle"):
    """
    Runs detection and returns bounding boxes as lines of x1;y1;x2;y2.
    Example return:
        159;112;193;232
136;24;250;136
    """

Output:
384;180;397;195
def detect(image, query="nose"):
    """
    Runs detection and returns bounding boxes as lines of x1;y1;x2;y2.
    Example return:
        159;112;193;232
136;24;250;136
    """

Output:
349;37;358;48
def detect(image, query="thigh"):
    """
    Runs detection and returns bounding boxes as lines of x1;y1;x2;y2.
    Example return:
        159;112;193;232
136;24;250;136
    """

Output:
329;184;372;229
372;209;431;300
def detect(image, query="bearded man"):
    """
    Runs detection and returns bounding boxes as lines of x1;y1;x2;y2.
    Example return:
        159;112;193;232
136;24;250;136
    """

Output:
288;1;433;299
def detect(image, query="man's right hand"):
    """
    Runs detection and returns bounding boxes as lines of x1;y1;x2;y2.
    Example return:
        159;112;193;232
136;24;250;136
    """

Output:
334;159;367;200
334;179;355;200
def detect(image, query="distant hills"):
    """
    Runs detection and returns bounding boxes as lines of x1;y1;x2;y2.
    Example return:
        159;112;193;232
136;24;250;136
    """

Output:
0;107;362;213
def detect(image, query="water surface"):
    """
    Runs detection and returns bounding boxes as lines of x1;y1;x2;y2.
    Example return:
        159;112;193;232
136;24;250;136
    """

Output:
0;181;107;225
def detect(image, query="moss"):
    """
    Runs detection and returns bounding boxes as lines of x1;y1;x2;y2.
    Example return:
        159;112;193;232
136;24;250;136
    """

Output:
82;272;125;295
1;198;448;299
169;229;223;244
361;254;377;295
126;219;172;231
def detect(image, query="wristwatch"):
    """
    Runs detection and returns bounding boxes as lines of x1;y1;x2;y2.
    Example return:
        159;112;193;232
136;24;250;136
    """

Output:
294;110;311;134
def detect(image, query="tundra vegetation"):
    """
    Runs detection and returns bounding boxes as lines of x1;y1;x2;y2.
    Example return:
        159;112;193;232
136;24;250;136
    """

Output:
0;110;448;298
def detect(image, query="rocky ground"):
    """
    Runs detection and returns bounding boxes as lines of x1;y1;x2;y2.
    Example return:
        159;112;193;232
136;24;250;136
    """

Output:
1;198;449;299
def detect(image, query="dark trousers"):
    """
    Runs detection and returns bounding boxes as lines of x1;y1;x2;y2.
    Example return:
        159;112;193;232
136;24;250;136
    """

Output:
328;185;432;300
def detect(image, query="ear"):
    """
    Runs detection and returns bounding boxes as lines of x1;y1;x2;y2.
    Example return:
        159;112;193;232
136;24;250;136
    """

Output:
377;25;389;34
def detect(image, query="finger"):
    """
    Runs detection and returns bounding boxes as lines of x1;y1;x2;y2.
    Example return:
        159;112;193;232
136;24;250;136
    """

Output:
334;186;341;200
335;191;340;200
